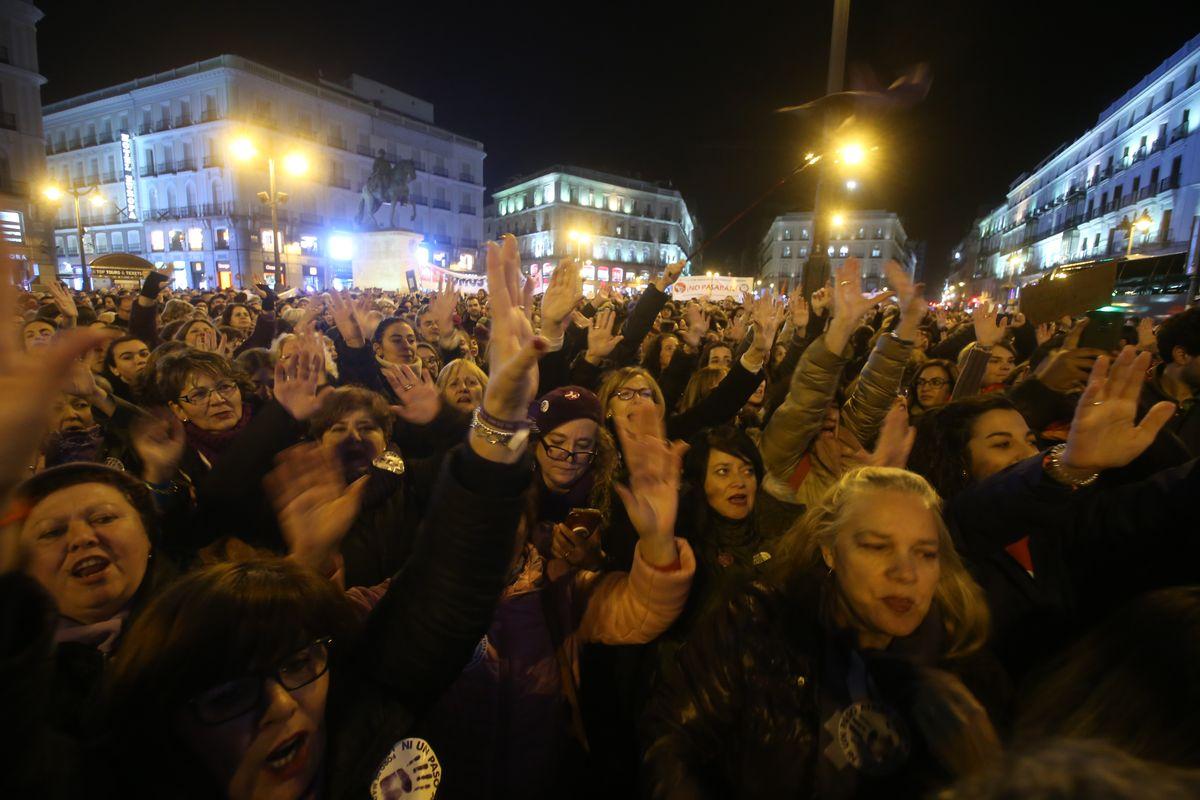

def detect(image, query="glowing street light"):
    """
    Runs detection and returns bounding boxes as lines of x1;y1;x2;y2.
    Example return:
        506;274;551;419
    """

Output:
230;136;310;287
89;194;106;208
845;179;858;191
568;230;591;259
282;152;309;176
1125;210;1154;257
42;185;63;202
831;213;845;227
839;143;866;165
42;183;101;289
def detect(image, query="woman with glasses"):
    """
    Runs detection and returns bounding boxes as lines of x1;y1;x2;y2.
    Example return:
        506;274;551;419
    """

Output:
907;359;957;418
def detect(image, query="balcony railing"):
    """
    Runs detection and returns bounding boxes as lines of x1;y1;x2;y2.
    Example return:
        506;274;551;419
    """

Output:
431;198;452;210
173;114;192;127
1171;123;1191;142
458;205;477;215
154;119;171;132
326;136;347;149
203;155;224;169
81;134;96;148
356;145;374;156
410;194;428;205
201;109;220;122
459;173;477;184
431;165;449;177
1159;174;1181;193
0;111;19;132
138;124;152;136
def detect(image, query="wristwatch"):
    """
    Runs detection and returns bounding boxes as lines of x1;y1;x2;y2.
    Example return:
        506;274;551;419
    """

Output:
1043;443;1099;488
471;407;530;451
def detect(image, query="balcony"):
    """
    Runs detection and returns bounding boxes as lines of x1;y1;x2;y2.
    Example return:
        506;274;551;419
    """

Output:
411;194;428;206
326;135;347;149
459;173;477;184
0;111;18;132
431;198;452;210
81;134;96;148
153;119;171;132
458;204;477;215
138;124;152;136
1170;123;1191;142
299;211;325;226
203;155;224;169
201;109;220;123
1159;175;1181;193
327;176;351;190
431;165;449;178
1151;138;1166;154
173;114;192;128
356;145;374;156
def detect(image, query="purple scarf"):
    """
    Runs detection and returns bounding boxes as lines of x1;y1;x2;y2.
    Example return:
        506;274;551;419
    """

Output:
185;409;252;465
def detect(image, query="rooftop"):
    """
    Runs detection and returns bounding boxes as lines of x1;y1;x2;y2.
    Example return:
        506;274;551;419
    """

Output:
493;164;683;198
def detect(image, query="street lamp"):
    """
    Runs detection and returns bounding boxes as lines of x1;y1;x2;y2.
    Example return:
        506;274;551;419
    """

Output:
1125;211;1154;257
839;143;866;165
229;136;309;287
567;230;591;260
42;183;99;290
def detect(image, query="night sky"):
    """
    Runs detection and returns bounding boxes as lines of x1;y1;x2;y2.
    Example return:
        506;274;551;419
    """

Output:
36;0;1200;289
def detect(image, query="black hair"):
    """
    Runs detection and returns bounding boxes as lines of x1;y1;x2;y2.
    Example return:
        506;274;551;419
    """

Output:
906;359;958;412
17;463;159;541
171;317;216;343
104;559;359;795
103;335;150;371
372;315;414;346
700;340;734;367
1157;307;1200;362
684;424;764;488
906;394;1020;500
640;332;679;376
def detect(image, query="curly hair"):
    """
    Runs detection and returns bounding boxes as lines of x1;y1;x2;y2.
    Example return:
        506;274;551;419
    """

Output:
773;466;989;660
906;395;1020;500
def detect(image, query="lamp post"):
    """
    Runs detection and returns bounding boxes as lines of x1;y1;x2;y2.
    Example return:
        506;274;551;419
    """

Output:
42;184;104;290
568;230;590;261
230;138;308;288
1125;211;1154;257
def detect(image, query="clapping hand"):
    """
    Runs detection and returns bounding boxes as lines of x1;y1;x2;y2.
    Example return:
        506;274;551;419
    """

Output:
541;258;584;337
883;260;925;341
972;301;1009;348
47;280;78;324
273;333;326;421
827;258;889;352
1061;346;1175;473
130;410;186;484
613;413;687;568
585;307;625;364
681;303;710;349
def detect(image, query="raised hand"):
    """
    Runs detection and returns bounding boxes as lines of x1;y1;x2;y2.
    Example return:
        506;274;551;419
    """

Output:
265;442;369;574
652;260;685;293
749;291;784;354
1062;346;1176;473
130;410;186;484
47;280;78;324
613;419;687;568
1035;322;1055;347
883;260;925;340
972;301;1009;348
810;285;831;318
430;275;459;336
728;308;750;344
327;290;365;348
827;258;888;352
273;333;326;421
1136;317;1157;353
585;307;625;364
479;235;546;461
788;295;810;331
541;258;584;336
383;362;441;424
680;303;710;349
865;401;917;468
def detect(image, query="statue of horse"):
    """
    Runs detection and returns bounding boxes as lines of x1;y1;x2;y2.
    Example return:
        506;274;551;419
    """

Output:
355;155;417;228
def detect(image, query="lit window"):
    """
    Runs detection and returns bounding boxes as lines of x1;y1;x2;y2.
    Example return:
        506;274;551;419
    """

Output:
593;195;603;210
870;247;882;258
827;246;835;257
800;229;810;240
782;245;792;258
260;229;275;251
534;190;542;205
150;230;165;252
187;227;203;250
215;228;229;249
560;185;570;202
783;229;793;240
515;196;525;211
839;246;849;257
799;247;808;258
608;195;621;212
300;235;319;254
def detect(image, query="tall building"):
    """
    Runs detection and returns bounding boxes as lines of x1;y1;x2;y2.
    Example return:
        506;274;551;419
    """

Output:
484;165;697;290
0;0;48;273
949;33;1200;307
42;55;486;290
758;210;914;294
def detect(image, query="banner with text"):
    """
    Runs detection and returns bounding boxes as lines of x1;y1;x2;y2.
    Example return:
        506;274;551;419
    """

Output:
670;275;754;301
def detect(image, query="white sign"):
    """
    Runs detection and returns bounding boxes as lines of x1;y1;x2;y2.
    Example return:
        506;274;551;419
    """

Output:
120;133;138;220
670;275;754;300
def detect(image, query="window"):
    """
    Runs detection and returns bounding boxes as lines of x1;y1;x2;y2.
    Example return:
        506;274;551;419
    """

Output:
857;227;865;239
875;227;884;238
150;230;165;252
799;247;808;258
870;247;882;258
187;227;203;250
1165;81;1174;102
783;228;793;240
1132;176;1141;194
782;245;792;258
839;246;849;257
128;231;141;250
1190;63;1198;87
827;245;835;257
169;229;185;251
212;227;228;250
800;228;810;240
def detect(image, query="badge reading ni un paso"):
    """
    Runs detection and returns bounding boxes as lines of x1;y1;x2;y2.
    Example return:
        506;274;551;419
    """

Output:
370;737;442;800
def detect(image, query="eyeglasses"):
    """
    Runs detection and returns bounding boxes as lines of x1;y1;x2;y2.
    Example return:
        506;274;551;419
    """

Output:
540;440;596;465
914;378;951;388
613;387;656;402
188;638;333;725
179;380;240;406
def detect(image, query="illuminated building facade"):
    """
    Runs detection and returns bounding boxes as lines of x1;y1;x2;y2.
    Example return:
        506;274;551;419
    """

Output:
484;165;697;291
759;210;914;294
43;55;485;290
0;1;48;272
949;33;1200;308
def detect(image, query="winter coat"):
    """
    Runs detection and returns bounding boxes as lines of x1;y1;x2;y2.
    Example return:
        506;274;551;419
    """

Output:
641;576;1007;800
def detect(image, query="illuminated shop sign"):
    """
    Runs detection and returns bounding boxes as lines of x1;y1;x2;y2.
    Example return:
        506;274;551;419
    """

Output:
120;133;139;220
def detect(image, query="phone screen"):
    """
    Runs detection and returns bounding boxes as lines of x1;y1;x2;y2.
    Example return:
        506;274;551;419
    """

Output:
1077;310;1125;352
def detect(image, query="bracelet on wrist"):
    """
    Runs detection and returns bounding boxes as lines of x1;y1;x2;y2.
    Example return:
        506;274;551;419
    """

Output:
471;407;531;450
476;405;528;433
1042;443;1099;489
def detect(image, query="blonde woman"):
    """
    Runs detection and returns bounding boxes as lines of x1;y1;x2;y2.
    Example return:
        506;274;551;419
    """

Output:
644;466;1001;799
436;358;488;414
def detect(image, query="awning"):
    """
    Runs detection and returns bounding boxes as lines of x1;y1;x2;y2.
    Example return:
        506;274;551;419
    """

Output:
88;253;157;271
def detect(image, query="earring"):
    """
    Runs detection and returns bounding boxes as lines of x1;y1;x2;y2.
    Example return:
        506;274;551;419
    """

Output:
826;564;834;578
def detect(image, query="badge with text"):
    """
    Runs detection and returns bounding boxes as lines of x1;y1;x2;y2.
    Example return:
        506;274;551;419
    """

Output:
370;737;442;799
822;700;910;776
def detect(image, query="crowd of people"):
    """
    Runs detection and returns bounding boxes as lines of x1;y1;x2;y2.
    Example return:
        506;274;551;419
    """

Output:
2;232;1199;799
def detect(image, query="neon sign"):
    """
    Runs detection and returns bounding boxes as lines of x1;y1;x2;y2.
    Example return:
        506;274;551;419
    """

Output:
120;132;138;220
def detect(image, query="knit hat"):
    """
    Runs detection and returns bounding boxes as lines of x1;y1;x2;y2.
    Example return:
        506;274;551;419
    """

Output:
528;386;602;436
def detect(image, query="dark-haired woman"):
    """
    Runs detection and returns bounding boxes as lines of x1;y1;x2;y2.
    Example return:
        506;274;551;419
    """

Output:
906;359;956;418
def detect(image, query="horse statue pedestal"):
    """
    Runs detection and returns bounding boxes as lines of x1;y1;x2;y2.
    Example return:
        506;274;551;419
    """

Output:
349;230;427;292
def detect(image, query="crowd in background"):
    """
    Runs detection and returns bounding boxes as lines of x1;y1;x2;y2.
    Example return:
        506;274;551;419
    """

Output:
2;232;1200;799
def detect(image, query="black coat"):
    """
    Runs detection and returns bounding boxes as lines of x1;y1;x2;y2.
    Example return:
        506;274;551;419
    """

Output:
640;577;1008;800
945;453;1200;684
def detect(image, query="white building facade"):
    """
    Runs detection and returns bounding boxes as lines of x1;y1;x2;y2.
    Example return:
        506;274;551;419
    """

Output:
758;210;914;295
956;33;1200;306
484;165;697;290
0;0;47;271
43;55;486;290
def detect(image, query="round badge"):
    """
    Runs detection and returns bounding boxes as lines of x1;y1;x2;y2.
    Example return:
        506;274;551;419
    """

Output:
370;738;442;799
540;400;550;412
716;552;734;568
835;701;909;776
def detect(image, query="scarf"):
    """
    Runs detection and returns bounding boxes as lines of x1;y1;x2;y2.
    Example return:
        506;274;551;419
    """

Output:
55;609;130;654
185;410;252;466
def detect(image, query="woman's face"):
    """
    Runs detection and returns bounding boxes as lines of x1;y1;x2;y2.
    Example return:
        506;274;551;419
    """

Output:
24;321;55;350
771;343;788;369
177;669;329;800
319;408;387;462
229;306;254;335
442;369;483;413
416;344;441;376
704;449;757;520
21;483;151;625
50;393;95;432
185;321;219;352
607;375;663;425
374;321;418;365
658;336;679;370
915;365;952;410
982;345;1016;385
468;337;479;359
748;379;766;407
172;370;244;432
536;418;599;492
823;489;942;649
706;346;733;369
110;339;151;383
966;408;1038;482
